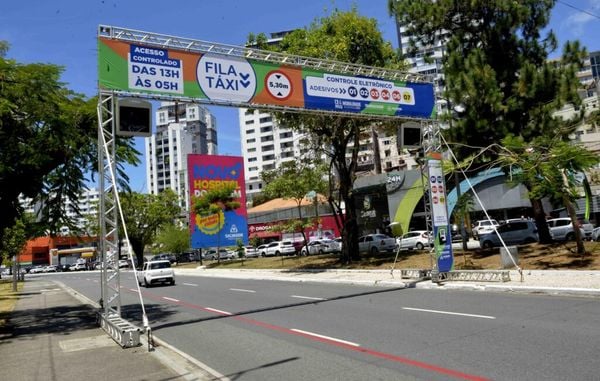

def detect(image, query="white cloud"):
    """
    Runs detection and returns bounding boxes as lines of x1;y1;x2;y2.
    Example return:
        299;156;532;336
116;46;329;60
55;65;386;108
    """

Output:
562;0;600;38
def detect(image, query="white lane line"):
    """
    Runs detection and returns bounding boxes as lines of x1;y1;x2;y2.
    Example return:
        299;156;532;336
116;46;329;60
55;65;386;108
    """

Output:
230;288;256;293
163;296;180;302
291;329;360;347
183;283;198;287
402;307;496;319
291;295;326;301
129;288;138;292
205;307;233;316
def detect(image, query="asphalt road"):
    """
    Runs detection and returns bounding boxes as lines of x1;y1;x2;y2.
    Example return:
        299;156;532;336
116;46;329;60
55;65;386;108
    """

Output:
39;271;600;381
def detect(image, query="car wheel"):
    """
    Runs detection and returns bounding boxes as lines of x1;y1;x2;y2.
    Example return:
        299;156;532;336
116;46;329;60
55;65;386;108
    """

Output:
416;242;424;250
565;232;575;241
144;278;149;288
482;240;493;249
318;249;324;254
275;251;281;256
370;247;379;255
171;279;175;286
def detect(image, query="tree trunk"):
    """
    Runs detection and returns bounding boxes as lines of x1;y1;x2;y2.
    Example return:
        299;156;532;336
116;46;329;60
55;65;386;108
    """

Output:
562;169;585;254
530;198;552;244
129;238;145;269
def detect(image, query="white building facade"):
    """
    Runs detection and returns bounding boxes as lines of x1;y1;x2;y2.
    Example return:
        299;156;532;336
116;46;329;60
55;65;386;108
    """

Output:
145;102;217;211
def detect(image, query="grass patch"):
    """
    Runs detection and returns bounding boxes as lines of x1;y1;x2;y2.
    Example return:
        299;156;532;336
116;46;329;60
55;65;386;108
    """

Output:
0;279;23;327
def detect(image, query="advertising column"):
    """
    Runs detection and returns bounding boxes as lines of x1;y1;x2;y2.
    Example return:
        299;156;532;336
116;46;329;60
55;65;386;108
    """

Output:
426;153;454;272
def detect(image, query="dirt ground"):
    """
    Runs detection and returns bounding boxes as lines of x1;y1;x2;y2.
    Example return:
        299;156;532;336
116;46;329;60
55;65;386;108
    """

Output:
387;241;600;271
206;241;600;271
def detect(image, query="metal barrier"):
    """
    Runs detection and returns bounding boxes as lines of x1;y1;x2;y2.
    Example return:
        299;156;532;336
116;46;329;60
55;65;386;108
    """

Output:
98;312;142;348
432;270;511;283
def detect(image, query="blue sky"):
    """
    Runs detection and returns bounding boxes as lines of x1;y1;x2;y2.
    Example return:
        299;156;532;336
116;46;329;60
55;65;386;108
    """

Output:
2;0;599;192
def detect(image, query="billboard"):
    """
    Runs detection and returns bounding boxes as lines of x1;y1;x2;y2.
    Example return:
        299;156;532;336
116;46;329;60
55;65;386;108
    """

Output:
98;37;436;119
426;153;453;272
188;155;248;248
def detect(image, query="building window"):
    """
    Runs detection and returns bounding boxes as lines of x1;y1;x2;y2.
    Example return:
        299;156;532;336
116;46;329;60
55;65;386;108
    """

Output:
246;138;256;143
246;129;255;134
259;116;272;124
260;136;274;142
245;119;254;125
248;157;257;162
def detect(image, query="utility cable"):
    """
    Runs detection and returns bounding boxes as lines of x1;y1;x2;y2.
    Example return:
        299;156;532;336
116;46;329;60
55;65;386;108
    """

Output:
440;133;523;281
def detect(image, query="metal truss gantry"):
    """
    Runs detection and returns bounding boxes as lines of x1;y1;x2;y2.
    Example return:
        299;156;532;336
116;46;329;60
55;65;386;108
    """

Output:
97;92;141;347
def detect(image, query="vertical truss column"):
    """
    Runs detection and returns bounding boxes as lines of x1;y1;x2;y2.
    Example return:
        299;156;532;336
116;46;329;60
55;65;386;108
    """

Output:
98;91;121;317
421;120;443;274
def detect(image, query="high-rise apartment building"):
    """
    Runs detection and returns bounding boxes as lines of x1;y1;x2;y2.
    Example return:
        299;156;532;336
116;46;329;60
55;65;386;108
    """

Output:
20;188;100;236
145;102;217;211
239;108;311;200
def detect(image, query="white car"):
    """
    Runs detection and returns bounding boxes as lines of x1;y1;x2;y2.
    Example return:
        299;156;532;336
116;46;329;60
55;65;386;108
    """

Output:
358;234;397;254
547;217;592;241
396;230;431;250
71;262;86;271
242;246;260;258
592;227;600;242
137;260;175;287
29;265;45;274
300;239;340;256
264;241;296;257
472;219;499;239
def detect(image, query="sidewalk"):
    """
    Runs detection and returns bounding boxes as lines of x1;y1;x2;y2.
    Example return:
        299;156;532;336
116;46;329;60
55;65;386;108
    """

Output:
0;278;215;381
175;267;600;297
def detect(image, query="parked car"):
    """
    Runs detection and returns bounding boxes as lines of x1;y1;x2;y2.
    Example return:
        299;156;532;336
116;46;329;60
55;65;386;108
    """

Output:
71;262;86;271
202;248;230;260
43;265;57;273
396;230;431;250
358;234;397;254
479;220;539;249
29;265;45;274
257;244;269;257
242;246;260;258
264;241;296;257
118;259;130;269
151;253;177;264
137;260;175;287
57;264;71;272
547;217;592;241
592;226;600;242
176;251;200;263
301;239;340;256
472;219;500;240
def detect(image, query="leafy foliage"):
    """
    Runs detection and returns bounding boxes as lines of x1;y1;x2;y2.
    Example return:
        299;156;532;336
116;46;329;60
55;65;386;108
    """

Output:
120;190;181;266
0;42;140;247
389;0;585;159
251;9;404;263
155;224;190;255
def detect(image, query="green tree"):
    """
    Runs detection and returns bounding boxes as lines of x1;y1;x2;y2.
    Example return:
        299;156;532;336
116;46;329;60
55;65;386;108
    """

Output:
193;183;240;264
0;42;140;248
253;8;404;264
155;224;189;257
120;190;181;266
262;159;328;249
497;135;599;254
389;0;586;240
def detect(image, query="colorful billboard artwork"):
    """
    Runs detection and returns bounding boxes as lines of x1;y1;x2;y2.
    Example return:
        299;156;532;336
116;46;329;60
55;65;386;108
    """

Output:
98;37;436;119
426;153;453;272
188;155;248;249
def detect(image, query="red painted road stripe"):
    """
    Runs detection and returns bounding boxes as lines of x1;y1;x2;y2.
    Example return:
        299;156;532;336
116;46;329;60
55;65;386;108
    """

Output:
130;289;490;381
